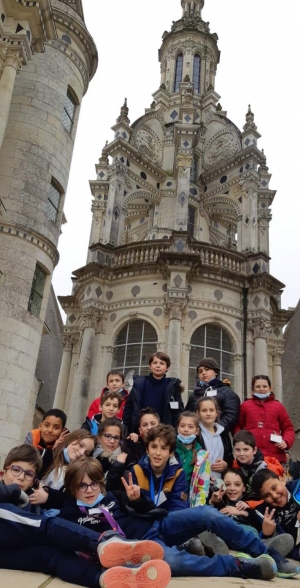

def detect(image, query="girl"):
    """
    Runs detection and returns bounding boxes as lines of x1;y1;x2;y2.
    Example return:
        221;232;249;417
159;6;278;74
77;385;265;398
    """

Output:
176;411;210;506
28;430;96;508
95;417;135;491
235;375;295;463
197;397;233;479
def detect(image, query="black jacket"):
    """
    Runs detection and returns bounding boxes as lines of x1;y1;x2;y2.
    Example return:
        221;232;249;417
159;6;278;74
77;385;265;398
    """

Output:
123;375;184;433
198;428;233;467
185;378;240;432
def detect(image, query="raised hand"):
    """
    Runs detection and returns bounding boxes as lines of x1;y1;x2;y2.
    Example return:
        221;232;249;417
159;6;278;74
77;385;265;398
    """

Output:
262;507;276;537
121;472;141;501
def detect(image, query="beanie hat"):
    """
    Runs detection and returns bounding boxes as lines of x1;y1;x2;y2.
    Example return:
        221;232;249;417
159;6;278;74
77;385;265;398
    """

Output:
196;357;220;374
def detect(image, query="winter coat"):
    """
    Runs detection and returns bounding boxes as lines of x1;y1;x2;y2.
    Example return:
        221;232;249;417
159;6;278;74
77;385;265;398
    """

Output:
24;430;55;478
232;449;284;507
235;393;295;462
175;439;203;486
123;375;184;434
256;479;300;543
185;378;240;432
87;387;129;421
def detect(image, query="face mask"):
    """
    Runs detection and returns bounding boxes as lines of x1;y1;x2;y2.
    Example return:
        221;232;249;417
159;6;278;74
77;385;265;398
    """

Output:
63;447;71;464
253;392;271;400
177;433;197;444
77;494;104;508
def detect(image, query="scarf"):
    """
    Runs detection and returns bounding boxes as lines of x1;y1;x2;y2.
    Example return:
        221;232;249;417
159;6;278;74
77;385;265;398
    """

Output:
93;445;122;463
200;422;224;478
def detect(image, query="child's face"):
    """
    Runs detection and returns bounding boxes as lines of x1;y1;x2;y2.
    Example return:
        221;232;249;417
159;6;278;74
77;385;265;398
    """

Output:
39;416;64;444
198;400;218;426
149;357;168;379
223;472;245;502
147;437;172;474
67;438;95;461
259;477;289;509
107;374;123;392
139;414;159;440
252;379;272;394
234;441;257;465
1;461;36;492
99;426;121;452
198;366;217;382
178;416;199;437
74;473;101;504
101;398;120;420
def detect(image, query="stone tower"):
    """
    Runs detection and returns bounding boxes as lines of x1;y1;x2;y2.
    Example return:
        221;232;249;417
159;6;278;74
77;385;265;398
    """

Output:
0;0;97;461
56;0;291;430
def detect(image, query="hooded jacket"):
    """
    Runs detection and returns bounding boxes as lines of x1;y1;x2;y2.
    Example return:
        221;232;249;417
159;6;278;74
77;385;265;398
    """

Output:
198;427;233;468
87;387;129;421
235;393;295;462
255;479;300;543
185;378;240;432
232;448;284;507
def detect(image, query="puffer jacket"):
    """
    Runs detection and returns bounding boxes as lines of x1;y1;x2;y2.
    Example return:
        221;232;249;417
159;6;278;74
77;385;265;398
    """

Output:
87;387;129;421
235;394;295;462
185;378;240;432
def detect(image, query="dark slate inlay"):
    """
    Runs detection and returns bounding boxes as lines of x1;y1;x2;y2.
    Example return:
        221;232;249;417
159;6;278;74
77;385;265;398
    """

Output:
235;321;242;331
220;175;227;184
214;290;223;301
153;308;163;317
95;286;102;298
106;291;113;300
188;310;197;320
274;327;281;337
245;138;251;146
261;180;268;186
190;188;197;196
170;110;179;120
175;239;185;253
131;286;141;297
110;313;117;322
69;314;76;324
184;115;192;122
183;141;189;147
264;297;269;308
140;172;147;180
167;181;173;187
99;172;105;179
188;285;192;294
253;295;260;308
162;283;168;292
86;286;92;297
252;263;260;274
173;274;183;288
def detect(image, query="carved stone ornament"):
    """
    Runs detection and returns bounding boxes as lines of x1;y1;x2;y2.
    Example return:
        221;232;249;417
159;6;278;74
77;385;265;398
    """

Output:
79;307;102;330
2;49;22;72
164;300;188;321
134;128;162;166
250;318;272;340
62;334;73;351
203;130;240;170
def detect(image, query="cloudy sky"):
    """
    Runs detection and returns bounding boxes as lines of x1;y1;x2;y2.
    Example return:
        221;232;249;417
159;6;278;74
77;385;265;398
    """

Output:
53;0;300;315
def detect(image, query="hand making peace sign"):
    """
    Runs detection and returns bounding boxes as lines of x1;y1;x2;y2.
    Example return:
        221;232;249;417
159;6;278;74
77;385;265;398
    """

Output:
121;472;141;501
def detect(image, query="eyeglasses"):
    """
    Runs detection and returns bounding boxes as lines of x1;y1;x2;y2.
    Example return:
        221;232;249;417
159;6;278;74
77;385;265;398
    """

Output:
102;433;120;443
5;465;35;481
77;481;101;492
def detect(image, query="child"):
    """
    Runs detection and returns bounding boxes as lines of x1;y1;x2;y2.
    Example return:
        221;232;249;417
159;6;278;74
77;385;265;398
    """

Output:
25;408;68;475
82;391;123;434
197;397;233;478
232;430;283;500
252;469;300;561
127;408;160;462
94;417;135;491
235;375;295;463
0;446;169;588
185;357;240;432
87;370;129;421
123;352;184;434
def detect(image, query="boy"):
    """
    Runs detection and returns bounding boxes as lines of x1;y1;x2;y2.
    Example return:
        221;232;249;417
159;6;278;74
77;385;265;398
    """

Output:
87;370;129;421
252;469;300;561
82;391;123;434
0;444;170;588
25;408;68;476
127;408;160;461
123;352;184;434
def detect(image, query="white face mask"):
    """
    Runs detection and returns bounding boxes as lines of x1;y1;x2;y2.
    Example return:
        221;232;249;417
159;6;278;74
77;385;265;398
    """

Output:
253;392;271;400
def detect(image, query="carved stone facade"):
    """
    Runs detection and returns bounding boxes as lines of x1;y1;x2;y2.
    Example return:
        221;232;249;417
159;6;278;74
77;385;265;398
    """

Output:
56;0;291;427
0;0;97;462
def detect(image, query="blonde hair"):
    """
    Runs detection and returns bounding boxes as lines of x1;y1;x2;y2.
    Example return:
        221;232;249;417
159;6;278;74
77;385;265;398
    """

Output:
43;429;96;479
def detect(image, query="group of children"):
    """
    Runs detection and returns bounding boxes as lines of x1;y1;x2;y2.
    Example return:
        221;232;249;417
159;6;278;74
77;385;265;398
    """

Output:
0;351;299;587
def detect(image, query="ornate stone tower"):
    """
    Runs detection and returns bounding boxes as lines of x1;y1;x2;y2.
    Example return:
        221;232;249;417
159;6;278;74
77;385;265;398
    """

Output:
0;0;97;460
56;0;291;430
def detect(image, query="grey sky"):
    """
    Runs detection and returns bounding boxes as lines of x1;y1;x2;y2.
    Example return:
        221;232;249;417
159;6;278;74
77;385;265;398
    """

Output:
53;0;300;315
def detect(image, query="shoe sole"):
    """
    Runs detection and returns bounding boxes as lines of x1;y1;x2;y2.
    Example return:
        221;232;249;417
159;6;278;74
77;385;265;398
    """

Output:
236;553;277;580
198;531;229;555
276;567;300;579
98;539;164;568
264;534;295;558
100;560;171;588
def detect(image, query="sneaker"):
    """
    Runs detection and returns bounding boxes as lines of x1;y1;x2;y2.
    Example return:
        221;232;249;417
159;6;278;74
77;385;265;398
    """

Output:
178;537;205;556
97;536;164;568
99;560;171;588
197;531;229;555
267;546;300;578
235;553;277;580
263;534;294;558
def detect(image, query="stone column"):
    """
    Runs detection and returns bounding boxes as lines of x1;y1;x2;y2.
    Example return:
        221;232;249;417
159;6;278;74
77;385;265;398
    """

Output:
64;338;79;416
175;153;192;231
53;335;73;410
240;176;259;253
233;354;243;401
251;318;272;376
246;332;255;397
273;344;284;402
0;49;22;149
87;203;105;262
165;300;187;379
68;308;101;430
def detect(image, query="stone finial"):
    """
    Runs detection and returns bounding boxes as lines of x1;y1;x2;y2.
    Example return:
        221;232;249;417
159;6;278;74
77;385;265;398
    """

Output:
243;104;257;131
98;145;109;165
183;74;191;82
259;148;269;173
117;97;130;124
150;100;156;109
216;103;222;111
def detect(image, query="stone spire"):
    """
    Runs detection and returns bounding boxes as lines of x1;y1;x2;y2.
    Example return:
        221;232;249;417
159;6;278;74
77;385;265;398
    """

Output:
117;98;130;125
181;0;204;17
243;104;257;131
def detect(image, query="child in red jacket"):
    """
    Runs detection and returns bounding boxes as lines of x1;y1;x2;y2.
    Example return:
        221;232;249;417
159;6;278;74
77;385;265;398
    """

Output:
87;369;129;421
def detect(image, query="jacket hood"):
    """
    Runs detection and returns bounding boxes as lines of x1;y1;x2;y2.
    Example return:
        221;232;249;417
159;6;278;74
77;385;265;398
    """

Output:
138;452;181;480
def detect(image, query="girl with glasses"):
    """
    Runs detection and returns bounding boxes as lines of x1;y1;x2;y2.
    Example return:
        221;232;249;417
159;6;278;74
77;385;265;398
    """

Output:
94;418;136;491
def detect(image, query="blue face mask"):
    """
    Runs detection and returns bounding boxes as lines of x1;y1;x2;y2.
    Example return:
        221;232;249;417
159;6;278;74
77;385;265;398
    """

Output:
253;392;271;400
177;433;197;445
77;494;104;508
63;447;71;464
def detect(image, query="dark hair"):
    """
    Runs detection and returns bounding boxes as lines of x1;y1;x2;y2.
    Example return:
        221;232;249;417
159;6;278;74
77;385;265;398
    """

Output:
251;375;272;390
148;351;170;368
197;396;220;422
100;391;123;408
64;457;106;498
222;467;247;488
106;369;125;384
42;409;67;428
98;417;123;439
146;424;176;453
42;429;96;480
4;444;42;474
233;430;256;449
139;407;160;425
251;469;279;497
178;411;200;465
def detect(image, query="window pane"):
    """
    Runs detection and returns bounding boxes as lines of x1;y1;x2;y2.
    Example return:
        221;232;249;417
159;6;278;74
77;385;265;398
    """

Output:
62;110;72;132
33;266;46;296
143;322;157;342
127;320;143;344
191;326;205;347
115;324;128;345
112;320;158;377
62;89;76;133
174;54;183;92
45;199;58;222
49;185;60;208
28;265;46;317
222;332;233;352
206;324;221;349
187;205;195;238
193;54;201;93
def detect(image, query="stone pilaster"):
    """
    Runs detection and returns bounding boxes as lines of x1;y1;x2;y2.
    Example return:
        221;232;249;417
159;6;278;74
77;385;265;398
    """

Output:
0;49;22;148
165;299;187;379
240;176;259;252
250;318;272;376
102;165;126;246
175;153;192;231
272;342;284;402
53;334;73;410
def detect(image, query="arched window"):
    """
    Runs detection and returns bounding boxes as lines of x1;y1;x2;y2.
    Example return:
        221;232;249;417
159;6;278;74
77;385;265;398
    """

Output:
193;54;201;93
188;324;234;392
174;53;183;92
112;320;158;376
187;205;195;238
